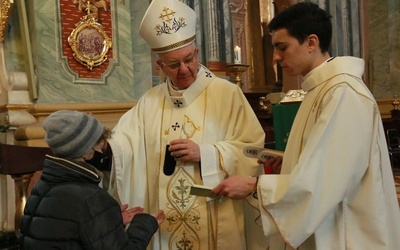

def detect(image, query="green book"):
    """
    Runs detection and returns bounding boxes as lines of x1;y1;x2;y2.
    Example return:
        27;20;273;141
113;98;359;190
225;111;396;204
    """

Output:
272;102;301;151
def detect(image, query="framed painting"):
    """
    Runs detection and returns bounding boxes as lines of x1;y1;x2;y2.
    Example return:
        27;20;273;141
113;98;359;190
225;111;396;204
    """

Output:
68;15;112;70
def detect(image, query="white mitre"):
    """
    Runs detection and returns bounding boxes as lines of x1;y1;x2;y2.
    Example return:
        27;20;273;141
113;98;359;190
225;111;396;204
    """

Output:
139;0;197;53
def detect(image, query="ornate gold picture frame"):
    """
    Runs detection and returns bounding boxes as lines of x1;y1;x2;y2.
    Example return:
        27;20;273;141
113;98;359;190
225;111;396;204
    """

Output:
0;0;14;43
68;15;112;70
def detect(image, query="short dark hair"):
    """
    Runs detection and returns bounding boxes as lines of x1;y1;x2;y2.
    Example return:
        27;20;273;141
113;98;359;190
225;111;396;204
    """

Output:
268;2;332;53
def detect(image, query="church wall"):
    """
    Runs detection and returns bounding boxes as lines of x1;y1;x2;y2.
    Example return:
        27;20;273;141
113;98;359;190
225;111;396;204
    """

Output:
1;0;153;109
30;0;153;103
2;0;399;117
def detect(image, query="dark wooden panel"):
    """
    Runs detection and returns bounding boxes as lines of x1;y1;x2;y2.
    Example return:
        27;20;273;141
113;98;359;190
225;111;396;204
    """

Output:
0;144;52;175
244;92;275;145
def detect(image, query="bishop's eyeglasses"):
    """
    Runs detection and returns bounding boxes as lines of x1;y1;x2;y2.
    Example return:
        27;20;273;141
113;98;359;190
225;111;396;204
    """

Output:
160;53;197;71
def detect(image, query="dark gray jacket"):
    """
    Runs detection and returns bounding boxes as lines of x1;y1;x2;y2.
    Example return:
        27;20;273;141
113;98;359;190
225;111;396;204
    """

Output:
19;155;158;249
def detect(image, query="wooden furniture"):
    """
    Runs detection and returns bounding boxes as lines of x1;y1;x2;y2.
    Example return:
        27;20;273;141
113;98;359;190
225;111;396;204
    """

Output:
383;117;400;168
386;128;400;168
244;92;275;147
0;144;52;236
383;117;400;134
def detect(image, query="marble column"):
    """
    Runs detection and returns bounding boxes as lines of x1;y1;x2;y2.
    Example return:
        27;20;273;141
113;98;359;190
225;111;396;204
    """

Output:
317;0;360;57
203;0;228;74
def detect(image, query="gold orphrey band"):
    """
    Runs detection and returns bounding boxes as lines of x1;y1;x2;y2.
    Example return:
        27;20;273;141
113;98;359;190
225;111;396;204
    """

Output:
152;35;196;53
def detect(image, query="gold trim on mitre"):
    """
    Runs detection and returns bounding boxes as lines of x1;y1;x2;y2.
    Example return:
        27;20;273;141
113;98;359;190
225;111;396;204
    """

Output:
152;34;196;53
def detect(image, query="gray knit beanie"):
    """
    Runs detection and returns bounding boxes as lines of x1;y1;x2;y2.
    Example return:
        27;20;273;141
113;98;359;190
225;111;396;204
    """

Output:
43;110;104;159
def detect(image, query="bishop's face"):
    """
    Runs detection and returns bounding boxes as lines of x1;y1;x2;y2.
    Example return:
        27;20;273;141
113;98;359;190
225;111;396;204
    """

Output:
157;43;199;89
271;28;314;77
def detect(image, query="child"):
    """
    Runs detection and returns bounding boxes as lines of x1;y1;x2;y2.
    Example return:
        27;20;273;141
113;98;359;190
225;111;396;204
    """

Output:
19;110;164;249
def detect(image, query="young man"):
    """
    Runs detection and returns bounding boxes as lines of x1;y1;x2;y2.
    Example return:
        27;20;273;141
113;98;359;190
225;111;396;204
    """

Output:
19;110;165;249
211;2;400;249
106;0;265;249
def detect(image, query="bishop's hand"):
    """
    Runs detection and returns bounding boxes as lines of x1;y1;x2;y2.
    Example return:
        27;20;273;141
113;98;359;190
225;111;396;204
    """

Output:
169;139;200;163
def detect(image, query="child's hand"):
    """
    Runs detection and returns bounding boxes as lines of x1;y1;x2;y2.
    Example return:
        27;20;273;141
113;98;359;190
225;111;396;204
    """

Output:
121;204;144;225
151;210;165;226
257;156;283;174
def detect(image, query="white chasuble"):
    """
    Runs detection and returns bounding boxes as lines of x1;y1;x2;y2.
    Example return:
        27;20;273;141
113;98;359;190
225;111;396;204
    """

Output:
158;73;210;249
257;57;400;250
108;65;266;250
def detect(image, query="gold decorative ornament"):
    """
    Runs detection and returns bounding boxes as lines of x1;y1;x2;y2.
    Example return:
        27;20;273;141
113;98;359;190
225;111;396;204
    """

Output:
155;6;186;35
0;0;13;43
68;1;112;70
392;95;399;110
72;0;107;21
280;89;307;104
227;64;249;88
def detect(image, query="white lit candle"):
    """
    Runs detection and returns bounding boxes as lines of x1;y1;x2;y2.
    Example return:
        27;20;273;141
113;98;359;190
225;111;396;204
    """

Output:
273;63;278;82
234;46;241;64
